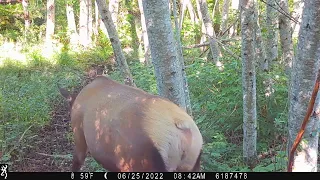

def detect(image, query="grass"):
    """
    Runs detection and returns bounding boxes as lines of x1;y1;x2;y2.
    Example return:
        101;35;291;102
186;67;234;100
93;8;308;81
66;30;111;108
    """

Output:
1;42;291;172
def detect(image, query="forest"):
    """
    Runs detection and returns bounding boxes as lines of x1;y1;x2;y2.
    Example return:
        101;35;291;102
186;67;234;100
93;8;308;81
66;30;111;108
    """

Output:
0;0;319;172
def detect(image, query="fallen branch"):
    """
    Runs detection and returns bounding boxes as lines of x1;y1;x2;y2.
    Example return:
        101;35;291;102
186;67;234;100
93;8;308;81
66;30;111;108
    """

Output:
36;152;72;159
287;68;320;172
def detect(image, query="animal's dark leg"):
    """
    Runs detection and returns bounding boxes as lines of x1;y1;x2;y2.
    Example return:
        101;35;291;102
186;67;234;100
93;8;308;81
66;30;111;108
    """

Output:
192;150;202;172
71;128;87;172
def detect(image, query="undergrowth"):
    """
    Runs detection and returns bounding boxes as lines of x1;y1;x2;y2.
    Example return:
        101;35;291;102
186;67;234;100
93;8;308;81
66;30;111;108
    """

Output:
1;44;289;172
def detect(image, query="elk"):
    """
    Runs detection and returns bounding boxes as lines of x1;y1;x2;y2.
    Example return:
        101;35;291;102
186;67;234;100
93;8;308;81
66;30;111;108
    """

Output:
59;76;203;172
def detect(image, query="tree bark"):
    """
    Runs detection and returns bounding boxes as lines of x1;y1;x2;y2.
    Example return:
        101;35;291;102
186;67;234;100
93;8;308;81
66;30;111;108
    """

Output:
220;0;230;37
96;0;135;87
88;0;93;45
279;0;294;76
142;0;187;110
22;0;30;40
253;0;266;71
195;0;207;51
79;0;90;47
45;0;55;45
172;0;193;116
287;0;320;172
240;0;257;167
109;0;119;29
66;2;78;47
198;0;221;63
265;0;279;71
138;0;151;65
179;0;198;29
291;0;304;39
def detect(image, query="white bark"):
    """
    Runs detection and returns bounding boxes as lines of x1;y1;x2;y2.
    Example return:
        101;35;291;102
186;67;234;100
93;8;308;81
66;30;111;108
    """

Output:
172;0;193;116
79;0;89;47
96;0;135;87
220;0;230;37
142;0;187;110
288;0;320;172
66;2;78;47
265;0;279;70
195;0;207;51
179;0;198;29
253;0;266;71
45;0;55;45
240;0;257;167
229;0;239;37
88;0;93;44
138;0;151;65
198;0;221;63
291;0;304;39
22;0;30;30
109;0;119;29
279;0;294;75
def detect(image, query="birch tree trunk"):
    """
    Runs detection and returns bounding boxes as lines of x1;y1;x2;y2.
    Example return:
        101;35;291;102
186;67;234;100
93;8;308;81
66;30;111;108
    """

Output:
142;0;188;110
88;0;93;45
195;0;207;51
291;0;304;39
240;0;257;167
172;0;193;116
220;0;230;37
22;0;30;40
93;0;99;43
229;0;239;37
198;0;221;63
79;0;89;47
179;0;198;29
265;0;279;71
138;0;151;65
96;0;135;87
279;0;294;76
66;1;78;47
253;0;266;71
287;0;320;172
45;0;55;46
109;0;119;29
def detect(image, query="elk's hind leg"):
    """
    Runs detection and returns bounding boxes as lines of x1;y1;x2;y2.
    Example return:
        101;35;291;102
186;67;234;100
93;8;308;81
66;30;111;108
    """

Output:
71;127;88;172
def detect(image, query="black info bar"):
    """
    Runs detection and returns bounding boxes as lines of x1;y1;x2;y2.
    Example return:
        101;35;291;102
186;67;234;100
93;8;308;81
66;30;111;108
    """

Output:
1;172;319;180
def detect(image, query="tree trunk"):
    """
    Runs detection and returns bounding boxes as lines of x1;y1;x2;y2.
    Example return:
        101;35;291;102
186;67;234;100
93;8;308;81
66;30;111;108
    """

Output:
93;0;99;43
125;0;139;58
220;0;230;37
172;0;193;116
88;0;93;45
253;0;266;71
21;0;30;40
291;0;304;39
66;2;78;47
198;0;221;63
96;0;135;87
109;0;119;29
195;0;207;51
279;0;294;76
142;0;188;110
138;0;151;65
229;0;239;37
287;0;320;172
179;0;198;29
240;0;257;168
79;0;89;47
45;0;55;45
213;0;220;34
265;0;279;71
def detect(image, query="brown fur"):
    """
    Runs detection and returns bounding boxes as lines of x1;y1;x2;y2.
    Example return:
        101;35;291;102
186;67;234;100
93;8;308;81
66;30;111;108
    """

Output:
59;76;203;172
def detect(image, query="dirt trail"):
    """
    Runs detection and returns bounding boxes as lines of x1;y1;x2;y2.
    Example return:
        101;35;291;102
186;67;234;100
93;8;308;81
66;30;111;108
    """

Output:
10;65;104;172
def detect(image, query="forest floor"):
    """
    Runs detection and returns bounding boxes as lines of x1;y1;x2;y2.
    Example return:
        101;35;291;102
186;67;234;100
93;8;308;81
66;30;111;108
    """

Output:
9;66;102;172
